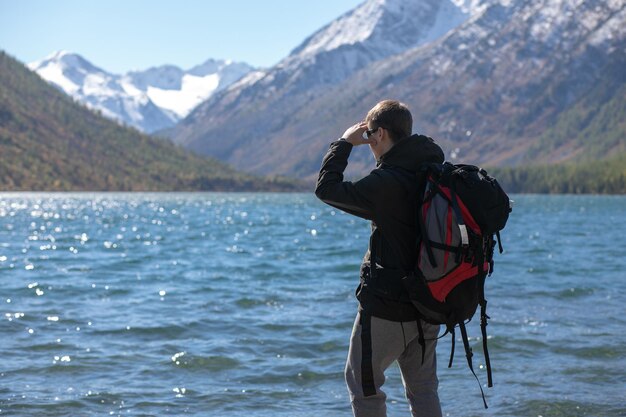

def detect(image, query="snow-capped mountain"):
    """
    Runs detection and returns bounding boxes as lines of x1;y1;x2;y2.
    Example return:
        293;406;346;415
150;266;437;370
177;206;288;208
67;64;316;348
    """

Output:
339;0;626;166
172;0;471;172
170;0;625;178
283;0;468;80
28;51;254;133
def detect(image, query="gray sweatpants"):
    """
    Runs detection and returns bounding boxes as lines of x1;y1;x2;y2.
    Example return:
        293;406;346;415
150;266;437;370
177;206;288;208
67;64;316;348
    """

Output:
345;312;442;417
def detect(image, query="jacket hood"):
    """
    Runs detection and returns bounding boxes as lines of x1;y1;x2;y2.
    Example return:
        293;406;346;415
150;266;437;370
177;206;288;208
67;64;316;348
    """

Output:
378;134;444;172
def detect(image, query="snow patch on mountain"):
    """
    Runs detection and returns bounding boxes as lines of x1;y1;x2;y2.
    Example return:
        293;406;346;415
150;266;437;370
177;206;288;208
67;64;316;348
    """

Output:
228;70;267;91
146;73;220;118
294;0;385;57
587;2;626;50
292;0;470;60
34;58;80;94
450;0;489;14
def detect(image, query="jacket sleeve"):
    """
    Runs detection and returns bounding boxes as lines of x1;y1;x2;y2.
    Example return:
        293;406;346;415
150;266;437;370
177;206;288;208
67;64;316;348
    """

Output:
314;140;381;220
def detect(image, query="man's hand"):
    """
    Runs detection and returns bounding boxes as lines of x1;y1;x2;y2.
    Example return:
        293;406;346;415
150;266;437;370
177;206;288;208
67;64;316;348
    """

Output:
341;122;372;146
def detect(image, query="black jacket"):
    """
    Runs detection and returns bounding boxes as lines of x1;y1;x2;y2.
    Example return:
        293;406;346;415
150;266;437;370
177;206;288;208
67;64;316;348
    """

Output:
315;134;445;321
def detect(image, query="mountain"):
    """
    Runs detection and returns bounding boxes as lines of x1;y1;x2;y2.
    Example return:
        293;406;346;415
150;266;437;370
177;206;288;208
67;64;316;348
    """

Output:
170;0;470;175
28;51;254;133
0;51;299;191
168;0;626;180
338;0;626;168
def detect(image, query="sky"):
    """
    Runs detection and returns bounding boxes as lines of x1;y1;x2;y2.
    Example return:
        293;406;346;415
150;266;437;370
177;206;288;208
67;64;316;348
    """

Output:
0;0;363;74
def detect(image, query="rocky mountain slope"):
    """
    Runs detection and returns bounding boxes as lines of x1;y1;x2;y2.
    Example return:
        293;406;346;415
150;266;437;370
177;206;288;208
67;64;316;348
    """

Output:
169;0;625;179
346;0;626;168
171;0;471;176
28;51;253;133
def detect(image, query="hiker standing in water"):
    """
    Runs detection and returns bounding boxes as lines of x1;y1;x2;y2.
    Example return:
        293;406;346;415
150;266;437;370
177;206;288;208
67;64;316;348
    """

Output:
315;100;445;417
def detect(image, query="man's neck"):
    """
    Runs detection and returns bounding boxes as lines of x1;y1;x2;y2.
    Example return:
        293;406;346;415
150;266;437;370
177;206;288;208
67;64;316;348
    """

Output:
374;140;395;160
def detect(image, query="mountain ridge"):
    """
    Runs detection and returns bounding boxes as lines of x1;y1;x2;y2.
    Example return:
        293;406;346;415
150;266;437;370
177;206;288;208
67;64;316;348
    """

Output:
171;0;469;170
168;0;625;180
28;51;254;133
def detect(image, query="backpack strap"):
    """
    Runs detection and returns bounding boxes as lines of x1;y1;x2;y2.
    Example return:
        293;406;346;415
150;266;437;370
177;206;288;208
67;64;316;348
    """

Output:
459;321;488;409
417;181;438;268
477;252;494;388
495;231;504;253
461;238;490;408
416;318;426;365
448;327;456;368
480;300;493;388
449;175;469;247
417;209;437;268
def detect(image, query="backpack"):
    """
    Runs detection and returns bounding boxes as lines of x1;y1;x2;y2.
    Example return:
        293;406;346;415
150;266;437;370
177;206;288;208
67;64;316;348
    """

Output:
409;162;511;408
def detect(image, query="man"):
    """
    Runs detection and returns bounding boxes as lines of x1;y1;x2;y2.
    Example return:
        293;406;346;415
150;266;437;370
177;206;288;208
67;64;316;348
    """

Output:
315;100;445;417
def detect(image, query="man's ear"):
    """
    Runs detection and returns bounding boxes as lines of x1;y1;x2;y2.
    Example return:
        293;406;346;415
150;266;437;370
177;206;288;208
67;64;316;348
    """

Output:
380;128;392;144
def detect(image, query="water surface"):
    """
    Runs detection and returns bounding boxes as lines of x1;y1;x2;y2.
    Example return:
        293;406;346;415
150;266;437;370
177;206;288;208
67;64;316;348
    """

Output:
0;193;624;416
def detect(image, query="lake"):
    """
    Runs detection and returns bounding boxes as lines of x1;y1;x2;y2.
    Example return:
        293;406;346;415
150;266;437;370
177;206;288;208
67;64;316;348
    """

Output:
0;193;624;417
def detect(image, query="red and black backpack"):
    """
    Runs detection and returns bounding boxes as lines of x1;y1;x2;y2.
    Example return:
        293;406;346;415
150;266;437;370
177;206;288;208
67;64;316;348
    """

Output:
409;162;511;408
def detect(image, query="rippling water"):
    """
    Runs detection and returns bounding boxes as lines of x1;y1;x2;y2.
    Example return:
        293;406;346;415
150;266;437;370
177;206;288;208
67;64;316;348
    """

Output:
0;193;624;417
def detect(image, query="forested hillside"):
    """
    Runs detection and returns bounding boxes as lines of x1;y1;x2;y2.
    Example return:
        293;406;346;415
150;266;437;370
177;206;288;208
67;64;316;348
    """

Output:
491;152;626;194
0;52;298;192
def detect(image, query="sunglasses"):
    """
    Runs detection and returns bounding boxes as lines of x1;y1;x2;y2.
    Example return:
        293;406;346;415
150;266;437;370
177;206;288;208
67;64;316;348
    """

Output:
363;127;379;139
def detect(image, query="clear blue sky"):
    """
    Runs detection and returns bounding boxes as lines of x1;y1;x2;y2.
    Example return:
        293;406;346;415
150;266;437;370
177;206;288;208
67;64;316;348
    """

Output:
0;0;363;73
